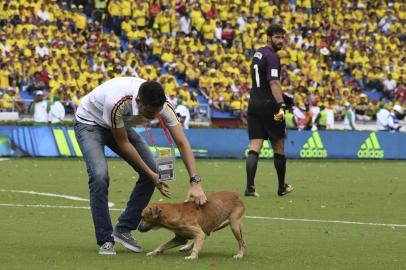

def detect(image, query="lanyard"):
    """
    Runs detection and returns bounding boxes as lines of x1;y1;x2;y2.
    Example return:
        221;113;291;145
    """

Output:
143;114;174;155
144;115;176;181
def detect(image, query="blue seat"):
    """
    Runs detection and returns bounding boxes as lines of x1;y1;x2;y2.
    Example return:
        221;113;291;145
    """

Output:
365;91;383;101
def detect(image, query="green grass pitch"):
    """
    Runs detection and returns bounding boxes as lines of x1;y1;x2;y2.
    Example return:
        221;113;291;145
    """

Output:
0;158;405;270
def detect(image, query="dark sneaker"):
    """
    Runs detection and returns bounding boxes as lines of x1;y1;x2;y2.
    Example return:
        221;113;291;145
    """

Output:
99;242;116;255
244;189;260;197
278;184;294;196
112;230;142;252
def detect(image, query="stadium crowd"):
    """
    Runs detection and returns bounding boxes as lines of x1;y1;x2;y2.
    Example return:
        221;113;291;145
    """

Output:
0;0;405;130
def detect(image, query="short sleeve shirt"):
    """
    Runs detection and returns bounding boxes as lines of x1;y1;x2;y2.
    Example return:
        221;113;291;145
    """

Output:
76;77;179;128
248;46;281;114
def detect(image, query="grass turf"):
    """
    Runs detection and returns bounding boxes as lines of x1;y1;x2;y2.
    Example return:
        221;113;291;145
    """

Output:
0;158;405;270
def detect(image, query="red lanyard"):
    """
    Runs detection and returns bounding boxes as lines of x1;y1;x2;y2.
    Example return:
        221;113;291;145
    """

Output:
143;114;173;147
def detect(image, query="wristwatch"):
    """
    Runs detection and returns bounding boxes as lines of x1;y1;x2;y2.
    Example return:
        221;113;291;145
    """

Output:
190;175;202;184
278;102;287;110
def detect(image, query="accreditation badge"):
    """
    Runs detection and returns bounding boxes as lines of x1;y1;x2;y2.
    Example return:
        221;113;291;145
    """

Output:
156;147;175;182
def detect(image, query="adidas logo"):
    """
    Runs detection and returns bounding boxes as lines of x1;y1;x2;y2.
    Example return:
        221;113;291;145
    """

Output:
300;132;328;158
358;132;384;158
245;141;274;158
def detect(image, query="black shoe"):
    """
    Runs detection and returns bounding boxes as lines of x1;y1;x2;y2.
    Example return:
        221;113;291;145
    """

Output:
278;184;294;196
244;189;260;197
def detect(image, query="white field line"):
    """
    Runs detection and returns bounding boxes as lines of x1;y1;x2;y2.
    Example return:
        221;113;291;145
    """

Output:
245;215;406;228
0;203;122;211
0;203;405;228
0;189;115;207
0;158;10;161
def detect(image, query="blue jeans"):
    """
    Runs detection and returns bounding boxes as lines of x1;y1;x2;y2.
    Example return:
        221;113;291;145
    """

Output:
74;122;156;246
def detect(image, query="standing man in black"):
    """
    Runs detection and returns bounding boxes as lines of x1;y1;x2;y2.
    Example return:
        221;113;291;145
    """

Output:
245;25;294;197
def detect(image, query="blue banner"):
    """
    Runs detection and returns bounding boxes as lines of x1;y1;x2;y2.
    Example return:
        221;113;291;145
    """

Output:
0;126;406;159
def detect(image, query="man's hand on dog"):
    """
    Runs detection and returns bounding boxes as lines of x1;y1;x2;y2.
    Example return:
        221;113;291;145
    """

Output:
151;174;171;198
186;183;207;205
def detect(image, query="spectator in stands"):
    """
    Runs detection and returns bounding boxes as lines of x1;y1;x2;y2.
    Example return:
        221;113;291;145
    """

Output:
309;101;320;131
175;103;191;130
366;66;384;92
324;102;335;129
293;103;311;131
316;104;328;130
35;40;49;59
343;102;357;131
383;74;397;99
106;0;121;35
179;12;191;35
30;91;49;125
388;105;404;132
0;63;11;92
355;93;372;122
26;72;47;94
376;102;390;131
394;79;406;104
48;94;65;125
37;3;51;22
1;88;18;112
8;80;25;112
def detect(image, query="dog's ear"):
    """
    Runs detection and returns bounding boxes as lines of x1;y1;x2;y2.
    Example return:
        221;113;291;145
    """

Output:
151;206;162;219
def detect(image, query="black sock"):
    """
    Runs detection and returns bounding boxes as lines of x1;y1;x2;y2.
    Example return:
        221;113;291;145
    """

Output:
274;153;286;189
246;150;259;191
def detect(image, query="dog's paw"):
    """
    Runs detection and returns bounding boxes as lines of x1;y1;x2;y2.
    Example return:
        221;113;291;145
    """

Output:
146;250;160;256
184;255;198;260
233;253;244;259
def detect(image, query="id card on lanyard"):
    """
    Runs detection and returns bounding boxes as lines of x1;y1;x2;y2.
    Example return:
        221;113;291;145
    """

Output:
144;116;176;182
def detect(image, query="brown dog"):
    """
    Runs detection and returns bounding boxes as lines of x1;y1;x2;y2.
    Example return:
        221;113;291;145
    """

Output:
138;190;246;260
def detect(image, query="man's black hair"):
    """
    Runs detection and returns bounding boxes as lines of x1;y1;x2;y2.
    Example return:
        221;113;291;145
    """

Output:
266;25;286;37
138;80;166;107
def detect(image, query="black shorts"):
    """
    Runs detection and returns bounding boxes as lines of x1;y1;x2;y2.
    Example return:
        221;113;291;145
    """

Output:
247;112;286;141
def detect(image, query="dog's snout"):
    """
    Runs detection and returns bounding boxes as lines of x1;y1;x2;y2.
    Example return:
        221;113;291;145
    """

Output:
138;220;151;232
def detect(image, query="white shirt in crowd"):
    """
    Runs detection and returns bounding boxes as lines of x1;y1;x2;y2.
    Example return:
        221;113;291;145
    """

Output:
92;62;106;72
293;106;306;131
175;104;191;130
237;16;246;32
215;25;222;41
179;15;191;35
335;39;347;55
383;78;397;91
376;108;390;131
37;9;51;21
76;77;179;129
35;45;49;58
387;112;402;132
310;105;320;125
0;42;10;57
49;101;65;124
33;100;49;123
325;108;335;129
121;65;139;77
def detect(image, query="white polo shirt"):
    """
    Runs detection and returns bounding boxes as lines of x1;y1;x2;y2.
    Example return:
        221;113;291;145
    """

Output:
76;77;179;128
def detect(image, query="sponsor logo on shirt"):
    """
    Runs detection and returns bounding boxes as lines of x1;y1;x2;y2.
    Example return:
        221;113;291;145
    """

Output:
254;52;263;59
